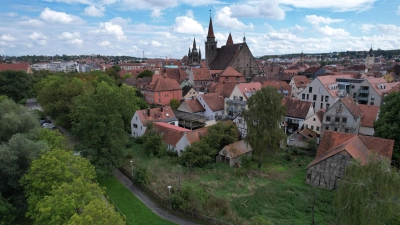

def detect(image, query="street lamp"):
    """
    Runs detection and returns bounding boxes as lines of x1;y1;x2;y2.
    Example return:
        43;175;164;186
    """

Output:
129;160;134;184
167;186;172;209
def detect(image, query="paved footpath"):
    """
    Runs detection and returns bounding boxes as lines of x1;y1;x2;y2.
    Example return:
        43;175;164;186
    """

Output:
114;169;199;225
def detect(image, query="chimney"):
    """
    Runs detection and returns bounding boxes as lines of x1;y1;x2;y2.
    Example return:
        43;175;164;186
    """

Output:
147;108;150;117
160;106;163;112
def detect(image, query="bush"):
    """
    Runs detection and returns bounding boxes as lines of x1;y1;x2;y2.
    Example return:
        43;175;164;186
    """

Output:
134;167;150;185
134;136;144;144
166;150;179;157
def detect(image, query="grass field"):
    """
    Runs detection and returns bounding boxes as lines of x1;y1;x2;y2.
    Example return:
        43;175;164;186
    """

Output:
124;140;335;225
98;177;176;225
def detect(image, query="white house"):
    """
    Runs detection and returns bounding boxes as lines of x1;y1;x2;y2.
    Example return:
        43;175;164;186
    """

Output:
197;93;225;120
283;98;314;133
130;106;178;137
303;109;325;135
289;76;310;99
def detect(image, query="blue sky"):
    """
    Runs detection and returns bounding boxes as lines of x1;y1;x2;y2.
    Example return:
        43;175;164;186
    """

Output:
0;0;400;58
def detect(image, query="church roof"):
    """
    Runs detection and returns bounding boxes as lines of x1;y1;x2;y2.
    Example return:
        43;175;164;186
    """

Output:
226;33;233;45
220;66;242;77
209;43;243;70
207;17;215;38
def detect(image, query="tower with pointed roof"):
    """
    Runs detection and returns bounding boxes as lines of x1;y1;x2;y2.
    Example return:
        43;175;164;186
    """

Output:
226;32;233;45
205;15;218;68
365;45;374;69
188;37;201;66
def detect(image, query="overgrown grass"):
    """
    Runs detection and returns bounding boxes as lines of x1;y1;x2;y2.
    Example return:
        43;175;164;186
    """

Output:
98;176;176;225
124;140;335;225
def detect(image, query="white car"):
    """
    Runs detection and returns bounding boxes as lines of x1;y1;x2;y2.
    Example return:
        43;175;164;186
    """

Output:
42;123;56;129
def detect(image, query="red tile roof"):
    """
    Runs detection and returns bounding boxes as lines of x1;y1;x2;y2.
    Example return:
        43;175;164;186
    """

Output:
307;131;394;168
136;106;176;125
262;81;292;98
358;104;380;128
315;109;325;122
144;75;181;92
283;99;313;119
200;93;225;111
237;82;262;100
192;67;211;81
222;140;252;158
340;96;362;118
208;82;237;98
184;98;205;113
153;122;190;146
292;75;310;88
186;127;209;144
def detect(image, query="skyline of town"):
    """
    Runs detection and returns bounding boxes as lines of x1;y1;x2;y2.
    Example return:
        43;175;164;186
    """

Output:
1;0;400;57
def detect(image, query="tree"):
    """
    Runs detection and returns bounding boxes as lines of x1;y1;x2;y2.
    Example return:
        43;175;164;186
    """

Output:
180;141;214;168
137;69;153;78
143;130;166;157
334;156;400;225
242;86;286;167
32;178;104;225
374;92;400;167
169;98;180;110
68;199;125;225
21;149;96;219
0;70;33;102
38;128;69;150
0;194;16;225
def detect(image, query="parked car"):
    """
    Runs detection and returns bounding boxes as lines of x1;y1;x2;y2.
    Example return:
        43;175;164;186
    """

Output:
40;119;51;125
42;123;56;129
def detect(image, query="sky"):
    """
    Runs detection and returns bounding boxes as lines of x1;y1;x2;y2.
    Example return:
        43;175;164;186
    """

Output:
0;0;400;58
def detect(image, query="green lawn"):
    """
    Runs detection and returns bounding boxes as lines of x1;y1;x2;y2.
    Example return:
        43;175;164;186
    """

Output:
98;177;176;225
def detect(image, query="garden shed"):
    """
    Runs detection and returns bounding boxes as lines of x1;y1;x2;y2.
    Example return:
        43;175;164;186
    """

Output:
217;140;252;167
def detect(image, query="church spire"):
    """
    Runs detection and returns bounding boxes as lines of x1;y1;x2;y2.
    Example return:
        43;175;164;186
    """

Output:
192;37;197;50
188;47;191;55
226;32;233;45
207;15;215;38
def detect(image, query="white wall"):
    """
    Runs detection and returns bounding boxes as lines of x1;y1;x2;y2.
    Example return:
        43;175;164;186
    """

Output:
359;126;374;136
131;112;146;137
297;78;338;111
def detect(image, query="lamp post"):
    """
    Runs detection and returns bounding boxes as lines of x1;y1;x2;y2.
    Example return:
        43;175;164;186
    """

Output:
167;186;172;209
130;160;134;184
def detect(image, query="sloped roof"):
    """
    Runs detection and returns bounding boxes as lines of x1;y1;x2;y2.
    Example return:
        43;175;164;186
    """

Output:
153;122;190;146
293;75;310;88
307;131;394;168
207;17;215;38
144;75;181;92
237;82;262;100
222;140;252;158
358;104;380;128
209;43;243;70
226;33;233;45
186;127;209;144
283;99;312;119
339;96;362;118
304;67;321;73
192;67;211;81
136;106;177;125
0;63;30;72
300;128;318;139
182;85;193;97
315;109;325;122
207;82;237;98
184;98;205;113
262;81;292;97
219;66;243;77
200;93;225;112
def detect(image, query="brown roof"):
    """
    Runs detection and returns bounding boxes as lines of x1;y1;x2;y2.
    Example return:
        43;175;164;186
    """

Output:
358;104;380;128
153;122;190;146
218;66;246;83
162;68;182;83
200;93;225;111
0;63;30;72
307;131;394;168
300;128;318;139
192;67;211;81
208;82;237;98
339;96;362;118
209;43;243;70
207;17;215;38
292;75;310;88
262;81;292;98
144;75;181;92
222;140;252;158
136;106;177;125
283;99;312;119
219;66;242;77
315;109;325;122
186;127;209;144
304;67;321;73
237;82;262;100
226;33;233;45
185;98;205;113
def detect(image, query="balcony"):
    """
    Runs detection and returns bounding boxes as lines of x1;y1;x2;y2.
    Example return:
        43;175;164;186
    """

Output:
358;89;369;94
358;96;368;101
225;99;246;105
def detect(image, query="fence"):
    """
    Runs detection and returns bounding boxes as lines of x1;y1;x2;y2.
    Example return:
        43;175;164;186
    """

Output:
119;167;232;225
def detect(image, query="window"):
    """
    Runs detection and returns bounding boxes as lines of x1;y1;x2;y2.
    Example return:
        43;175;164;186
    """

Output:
335;117;340;122
325;96;329;102
326;116;331;122
306;124;309;128
342;117;347;123
239;96;243;101
141;126;142;130
136;116;137;121
371;94;375;100
308;87;312;93
320;103;323;109
159;98;161;103
345;128;349;133
316;127;320;131
313;118;316;121
313;95;317;101
353;93;357;99
352;85;355;89
370;102;374;105
334;127;338;131
307;94;309;100
133;124;138;128
326;103;330;109
321;95;324;101
325;126;329;130
302;94;305;100
311;125;314;130
319;87;322;94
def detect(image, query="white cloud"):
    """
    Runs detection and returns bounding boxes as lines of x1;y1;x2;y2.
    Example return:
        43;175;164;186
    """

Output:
29;32;47;40
229;2;285;20
45;0;91;4
18;19;45;27
66;39;83;45
0;34;16;41
40;7;84;24
292;24;306;33
304;15;345;25
173;16;204;35
279;0;376;12
83;5;104;17
92;22;126;40
376;24;400;34
151;40;162;47
35;40;47;46
317;25;349;36
99;41;111;46
60;32;80;39
360;24;375;33
179;0;224;6
215;7;254;30
5;12;18;17
110;17;131;25
186;10;194;19
0;41;7;46
151;8;163;19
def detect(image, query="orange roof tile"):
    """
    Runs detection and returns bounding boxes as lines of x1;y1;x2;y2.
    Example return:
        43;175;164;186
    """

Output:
153;122;190;146
358;104;380;128
292;75;310;88
192;67;211;81
144;75;181;92
136;106;177;125
0;63;30;72
283;99;312;119
237;82;262;100
262;81;292;98
200;93;225;111
339;96;362;118
184;98;205;113
223;140;252;158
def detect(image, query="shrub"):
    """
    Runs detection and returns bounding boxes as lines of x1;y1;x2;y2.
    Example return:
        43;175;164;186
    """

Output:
134;167;150;185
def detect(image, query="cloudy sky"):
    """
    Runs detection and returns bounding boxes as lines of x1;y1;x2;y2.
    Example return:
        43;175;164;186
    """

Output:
1;0;400;58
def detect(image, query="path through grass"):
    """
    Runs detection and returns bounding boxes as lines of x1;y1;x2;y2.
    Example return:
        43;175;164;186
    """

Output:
98;177;176;225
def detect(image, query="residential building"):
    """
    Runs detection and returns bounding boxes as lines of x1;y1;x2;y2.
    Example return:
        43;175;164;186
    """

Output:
358;105;380;136
130;106;177;137
262;81;292;98
0;63;32;73
143;75;182;105
188;67;211;89
303;109;325;135
182;85;198;100
217;66;246;83
283;99;314;133
321;96;362;135
303;66;326;79
177;97;205;115
197;93;225;120
217;140;252;167
289;76;310;99
306;131;394;189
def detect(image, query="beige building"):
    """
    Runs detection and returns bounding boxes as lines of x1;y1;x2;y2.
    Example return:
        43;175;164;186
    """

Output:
303;109;325;135
289;76;310;99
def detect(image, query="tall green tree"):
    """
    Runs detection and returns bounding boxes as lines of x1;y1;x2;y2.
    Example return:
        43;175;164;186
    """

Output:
242;86;286;167
0;70;33;102
374;92;400;167
137;69;153;78
21;149;96;219
169;98;180;110
334;156;400;225
0;194;16;225
38;128;69;150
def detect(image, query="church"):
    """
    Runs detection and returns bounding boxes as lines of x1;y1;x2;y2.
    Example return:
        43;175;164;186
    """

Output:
186;15;259;81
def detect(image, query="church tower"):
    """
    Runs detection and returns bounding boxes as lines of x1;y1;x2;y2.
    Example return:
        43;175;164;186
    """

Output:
188;37;200;65
205;15;217;68
365;45;374;69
